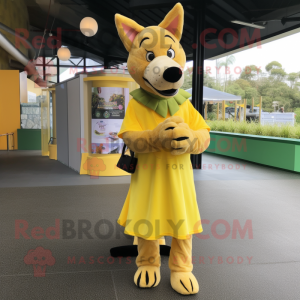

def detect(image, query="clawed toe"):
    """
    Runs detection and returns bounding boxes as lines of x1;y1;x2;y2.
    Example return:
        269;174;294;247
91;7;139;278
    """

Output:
134;266;161;288
170;272;199;295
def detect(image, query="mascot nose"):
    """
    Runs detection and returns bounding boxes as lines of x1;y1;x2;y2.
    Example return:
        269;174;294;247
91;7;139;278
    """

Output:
163;67;182;83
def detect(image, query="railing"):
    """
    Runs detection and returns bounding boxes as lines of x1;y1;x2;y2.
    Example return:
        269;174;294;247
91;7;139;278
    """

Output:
0;133;14;150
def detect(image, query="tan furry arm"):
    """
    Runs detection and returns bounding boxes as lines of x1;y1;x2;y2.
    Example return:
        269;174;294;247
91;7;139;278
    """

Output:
170;124;210;155
123;131;160;153
190;128;210;154
122;116;185;153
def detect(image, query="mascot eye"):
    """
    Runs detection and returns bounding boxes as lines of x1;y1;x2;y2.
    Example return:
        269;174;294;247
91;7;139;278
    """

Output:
146;51;155;62
167;48;175;59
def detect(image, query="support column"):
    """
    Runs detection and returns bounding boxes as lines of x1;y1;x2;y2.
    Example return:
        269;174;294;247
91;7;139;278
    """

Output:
43;55;46;81
191;0;206;169
259;96;262;124
234;101;237;121
57;55;60;83
83;57;86;74
239;102;242;122
104;57;110;69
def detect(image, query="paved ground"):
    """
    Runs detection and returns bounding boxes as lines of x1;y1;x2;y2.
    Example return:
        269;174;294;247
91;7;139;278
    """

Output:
0;150;298;188
0;150;300;299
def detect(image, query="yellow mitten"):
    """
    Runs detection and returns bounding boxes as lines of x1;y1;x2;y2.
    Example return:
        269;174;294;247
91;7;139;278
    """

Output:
169;236;199;295
170;123;210;155
123;116;184;153
134;238;161;288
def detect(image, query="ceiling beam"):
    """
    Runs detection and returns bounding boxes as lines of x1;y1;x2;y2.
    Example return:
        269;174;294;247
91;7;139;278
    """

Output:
129;0;192;10
212;0;249;22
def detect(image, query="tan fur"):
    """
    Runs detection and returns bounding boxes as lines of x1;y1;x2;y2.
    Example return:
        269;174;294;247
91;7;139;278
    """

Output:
115;3;204;295
122;116;185;153
115;3;186;98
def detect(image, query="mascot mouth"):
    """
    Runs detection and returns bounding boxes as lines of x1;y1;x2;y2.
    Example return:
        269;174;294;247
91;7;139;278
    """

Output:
143;77;178;97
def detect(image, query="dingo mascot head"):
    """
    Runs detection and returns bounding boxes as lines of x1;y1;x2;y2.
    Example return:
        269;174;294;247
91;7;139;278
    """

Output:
115;3;185;98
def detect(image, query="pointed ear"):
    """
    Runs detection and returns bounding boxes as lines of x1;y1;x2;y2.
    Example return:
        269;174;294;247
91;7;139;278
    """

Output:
158;3;184;41
115;14;144;52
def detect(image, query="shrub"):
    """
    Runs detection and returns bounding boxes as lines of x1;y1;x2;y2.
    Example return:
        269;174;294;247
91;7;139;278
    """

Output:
207;112;217;121
207;120;300;139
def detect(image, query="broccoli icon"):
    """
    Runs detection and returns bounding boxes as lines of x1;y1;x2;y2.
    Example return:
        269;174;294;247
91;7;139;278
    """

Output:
24;246;55;277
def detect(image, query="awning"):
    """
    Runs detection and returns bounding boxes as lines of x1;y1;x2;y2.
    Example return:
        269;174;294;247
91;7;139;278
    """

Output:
186;87;241;102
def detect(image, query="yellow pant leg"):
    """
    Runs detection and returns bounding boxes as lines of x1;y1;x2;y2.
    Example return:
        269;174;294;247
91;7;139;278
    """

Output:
169;236;199;295
134;238;161;288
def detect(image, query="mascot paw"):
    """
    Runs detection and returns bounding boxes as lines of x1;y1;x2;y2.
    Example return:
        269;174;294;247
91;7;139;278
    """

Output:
170;271;199;295
134;266;161;288
170;124;195;155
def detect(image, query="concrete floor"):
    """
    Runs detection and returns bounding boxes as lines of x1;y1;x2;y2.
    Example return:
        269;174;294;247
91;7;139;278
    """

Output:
0;150;300;299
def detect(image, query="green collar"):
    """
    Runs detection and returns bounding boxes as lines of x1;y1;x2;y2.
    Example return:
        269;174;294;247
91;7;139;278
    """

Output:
130;88;191;118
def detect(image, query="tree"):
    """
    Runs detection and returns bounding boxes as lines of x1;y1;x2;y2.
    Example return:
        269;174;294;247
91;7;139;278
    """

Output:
215;59;222;86
240;65;262;81
263;82;291;111
204;72;216;88
219;55;236;91
181;68;193;90
245;87;258;103
265;61;282;72
235;79;251;90
265;61;286;81
181;66;215;90
226;83;245;99
287;72;300;89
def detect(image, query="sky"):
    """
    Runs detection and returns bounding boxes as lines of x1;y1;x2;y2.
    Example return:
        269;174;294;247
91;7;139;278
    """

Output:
185;31;300;81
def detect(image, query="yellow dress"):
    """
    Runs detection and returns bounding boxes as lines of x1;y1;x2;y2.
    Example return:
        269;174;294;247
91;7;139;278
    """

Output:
117;98;210;240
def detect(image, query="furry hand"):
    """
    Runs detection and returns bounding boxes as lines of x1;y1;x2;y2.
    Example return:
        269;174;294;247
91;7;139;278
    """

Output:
122;116;184;153
154;116;184;150
170;123;210;155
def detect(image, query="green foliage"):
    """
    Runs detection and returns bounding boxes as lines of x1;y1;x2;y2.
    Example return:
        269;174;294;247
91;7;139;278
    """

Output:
265;61;282;72
207;112;217;120
270;68;287;81
219;55;236;90
265;61;286;81
244;87;257;101
182;67;218;90
207;119;300;139
287;72;300;88
240;65;262;81
184;58;300;114
235;79;251;90
226;83;245;98
181;68;193;90
295;108;300;123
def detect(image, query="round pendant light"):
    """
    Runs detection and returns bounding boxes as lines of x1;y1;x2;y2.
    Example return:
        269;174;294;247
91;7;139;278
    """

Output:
80;17;98;37
57;47;71;61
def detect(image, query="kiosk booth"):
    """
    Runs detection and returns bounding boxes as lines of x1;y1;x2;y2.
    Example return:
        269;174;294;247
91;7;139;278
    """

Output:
55;70;138;176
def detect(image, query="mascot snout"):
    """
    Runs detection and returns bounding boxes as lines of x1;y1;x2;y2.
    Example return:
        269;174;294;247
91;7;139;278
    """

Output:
143;56;184;97
163;66;182;83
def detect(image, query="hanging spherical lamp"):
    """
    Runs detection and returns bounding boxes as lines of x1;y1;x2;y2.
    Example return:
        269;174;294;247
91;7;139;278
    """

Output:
80;17;98;37
57;47;71;61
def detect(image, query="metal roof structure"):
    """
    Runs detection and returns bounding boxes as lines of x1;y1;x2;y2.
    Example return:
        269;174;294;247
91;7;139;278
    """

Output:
185;87;242;102
24;0;300;66
22;0;300;168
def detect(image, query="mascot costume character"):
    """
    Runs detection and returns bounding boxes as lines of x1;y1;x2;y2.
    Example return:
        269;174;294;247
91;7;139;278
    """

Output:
115;2;210;295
